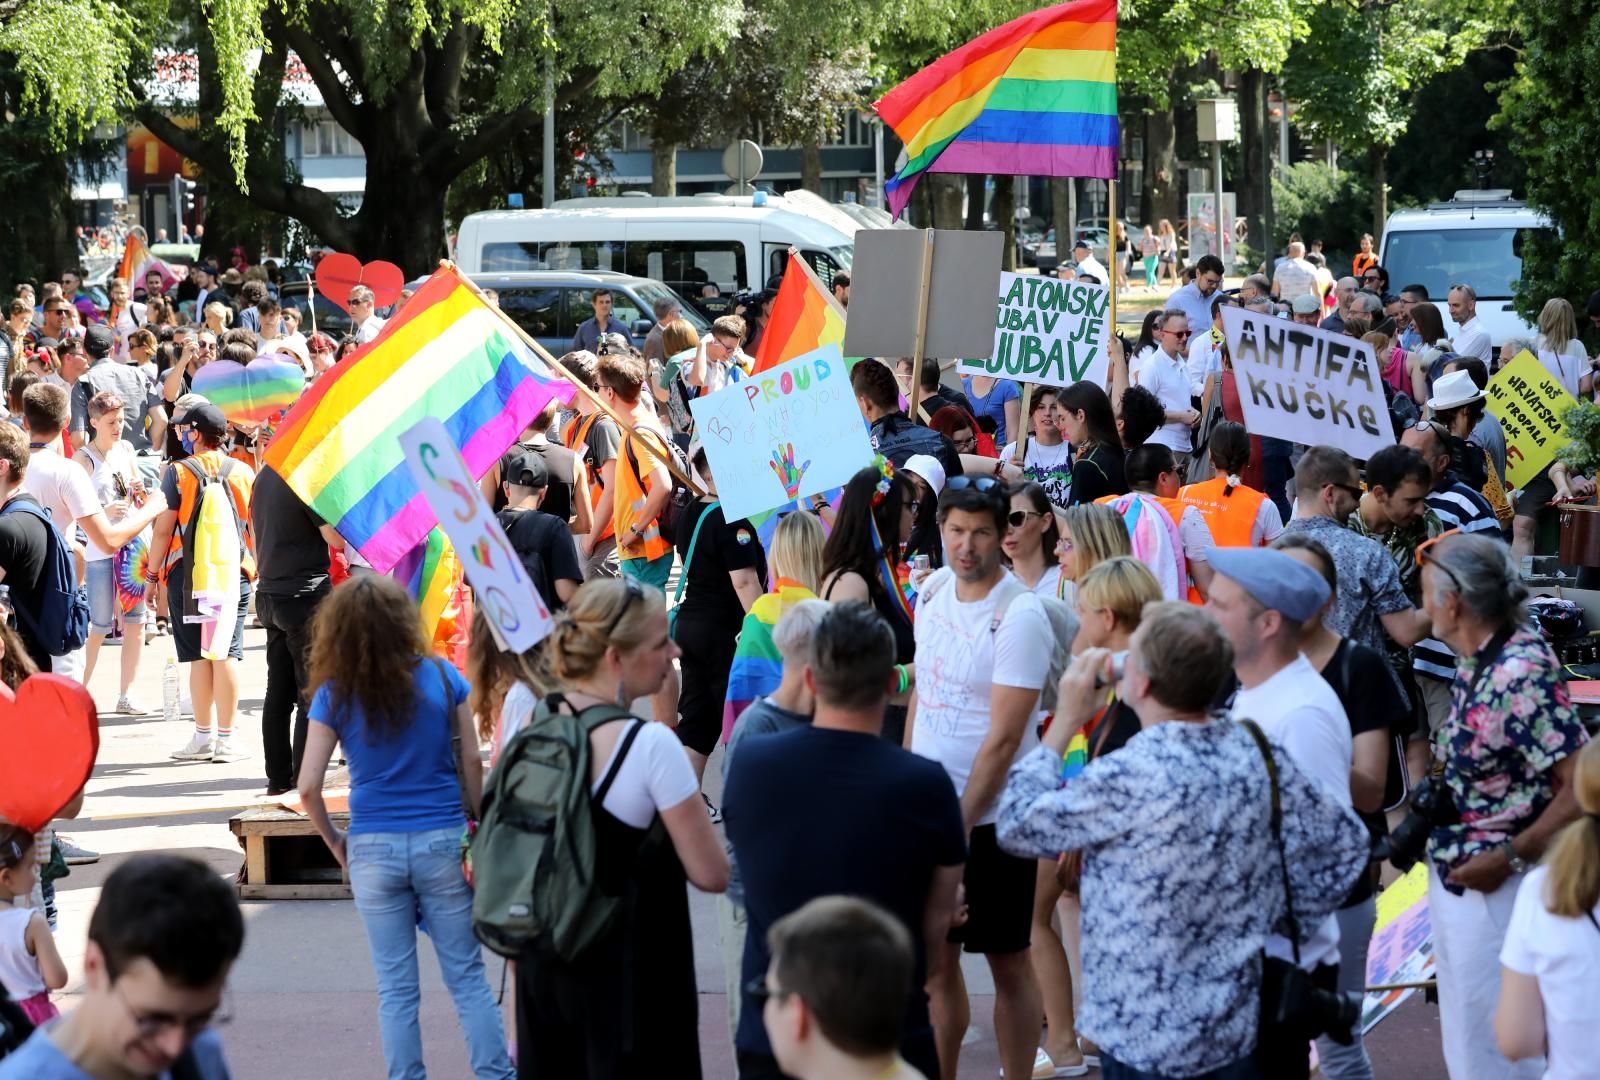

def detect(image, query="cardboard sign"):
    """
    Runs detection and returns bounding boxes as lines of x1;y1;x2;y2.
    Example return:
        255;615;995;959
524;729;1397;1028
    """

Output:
959;272;1111;385
841;228;1004;361
1486;349;1577;489
400;417;554;652
688;344;875;522
1220;308;1394;460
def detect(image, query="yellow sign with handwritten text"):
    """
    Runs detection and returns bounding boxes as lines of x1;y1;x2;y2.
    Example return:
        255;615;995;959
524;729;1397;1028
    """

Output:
1485;350;1577;490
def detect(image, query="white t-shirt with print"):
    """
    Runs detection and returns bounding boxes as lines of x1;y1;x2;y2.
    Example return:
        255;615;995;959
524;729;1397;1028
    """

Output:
1232;654;1352;971
911;569;1050;826
1002;438;1074;508
1499;865;1600;1080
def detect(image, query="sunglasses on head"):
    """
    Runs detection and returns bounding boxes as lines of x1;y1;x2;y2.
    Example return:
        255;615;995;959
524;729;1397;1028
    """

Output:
1416;527;1465;590
946;476;1001;494
603;579;648;638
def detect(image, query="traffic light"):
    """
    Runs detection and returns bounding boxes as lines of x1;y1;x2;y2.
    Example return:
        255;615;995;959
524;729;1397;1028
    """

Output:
169;175;197;239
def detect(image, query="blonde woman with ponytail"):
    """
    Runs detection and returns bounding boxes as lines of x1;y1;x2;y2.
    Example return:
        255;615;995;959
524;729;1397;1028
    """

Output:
1496;738;1600;1076
511;577;728;1078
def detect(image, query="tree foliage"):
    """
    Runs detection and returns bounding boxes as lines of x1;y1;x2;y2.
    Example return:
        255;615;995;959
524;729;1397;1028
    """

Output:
1498;0;1600;323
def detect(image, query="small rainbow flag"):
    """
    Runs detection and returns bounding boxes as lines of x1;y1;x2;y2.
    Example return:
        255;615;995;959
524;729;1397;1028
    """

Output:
751;251;847;375
116;231;178;294
875;0;1118;219
722;582;819;743
393;527;464;656
265;267;574;572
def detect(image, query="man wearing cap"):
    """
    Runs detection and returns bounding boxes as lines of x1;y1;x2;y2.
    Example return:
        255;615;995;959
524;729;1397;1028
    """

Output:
149;401;257;764
1070;240;1109;286
69;324;164;454
1290;292;1323;326
496;450;583;614
1205;545;1354;1078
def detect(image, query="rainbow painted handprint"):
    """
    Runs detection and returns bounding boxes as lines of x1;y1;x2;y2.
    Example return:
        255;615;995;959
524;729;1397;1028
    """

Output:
768;442;812;499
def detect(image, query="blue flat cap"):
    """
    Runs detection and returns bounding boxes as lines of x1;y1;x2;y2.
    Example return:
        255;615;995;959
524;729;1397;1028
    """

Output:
1207;547;1331;622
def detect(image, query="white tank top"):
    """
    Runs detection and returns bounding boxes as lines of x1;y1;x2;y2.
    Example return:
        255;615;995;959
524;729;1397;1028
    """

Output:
79;440;144;561
0;906;47;999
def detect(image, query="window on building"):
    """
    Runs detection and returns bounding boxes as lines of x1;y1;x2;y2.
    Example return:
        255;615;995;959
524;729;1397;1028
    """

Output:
303;118;358;157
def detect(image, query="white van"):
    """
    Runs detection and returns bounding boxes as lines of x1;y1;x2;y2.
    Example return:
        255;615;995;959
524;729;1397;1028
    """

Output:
454;193;857;298
1378;190;1556;348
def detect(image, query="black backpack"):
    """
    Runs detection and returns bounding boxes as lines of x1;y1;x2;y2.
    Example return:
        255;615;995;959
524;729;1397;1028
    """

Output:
625;428;696;545
496;508;560;612
0;497;91;656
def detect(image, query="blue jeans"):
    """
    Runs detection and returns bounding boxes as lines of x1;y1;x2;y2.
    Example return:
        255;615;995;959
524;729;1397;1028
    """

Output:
87;556;145;633
347;827;513;1080
1101;1052;1258;1080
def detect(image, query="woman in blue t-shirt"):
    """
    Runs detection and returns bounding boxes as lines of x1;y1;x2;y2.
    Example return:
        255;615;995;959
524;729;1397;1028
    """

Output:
960;372;1021;446
298;576;514;1080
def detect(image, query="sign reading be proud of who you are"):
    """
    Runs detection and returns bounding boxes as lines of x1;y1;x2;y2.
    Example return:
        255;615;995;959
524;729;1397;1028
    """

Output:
959;273;1112;387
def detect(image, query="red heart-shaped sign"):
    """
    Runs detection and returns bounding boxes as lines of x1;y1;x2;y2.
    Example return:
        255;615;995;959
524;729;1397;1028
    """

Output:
314;253;406;315
0;675;99;832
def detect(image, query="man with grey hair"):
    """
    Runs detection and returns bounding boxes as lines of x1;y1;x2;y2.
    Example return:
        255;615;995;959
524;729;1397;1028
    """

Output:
641;294;680;366
1271;241;1317;302
1243;294;1275;316
349;284;385;344
1239;272;1272;302
1321;276;1360;334
1448;283;1492;363
1350;289;1385;322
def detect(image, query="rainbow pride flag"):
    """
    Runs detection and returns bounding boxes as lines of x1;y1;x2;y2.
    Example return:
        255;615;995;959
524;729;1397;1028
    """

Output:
265;267;574;572
117;231;178;294
875;0;1118;218
751;251;847;375
394;527;464;656
721;582;819;742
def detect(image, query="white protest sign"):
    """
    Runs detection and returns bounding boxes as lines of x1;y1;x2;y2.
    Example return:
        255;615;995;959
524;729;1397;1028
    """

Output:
1219;307;1394;460
959;272;1112;386
688;343;874;522
400;417;554;652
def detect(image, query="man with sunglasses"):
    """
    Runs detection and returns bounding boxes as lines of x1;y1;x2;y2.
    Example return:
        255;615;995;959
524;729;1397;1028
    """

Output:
1281;446;1432;669
0;854;242;1079
59;268;102;325
1134;310;1202;476
1361;264;1390;299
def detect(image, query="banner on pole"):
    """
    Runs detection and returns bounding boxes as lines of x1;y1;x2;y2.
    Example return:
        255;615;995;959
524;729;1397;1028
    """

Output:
400;417;554;653
688;344;874;522
959;272;1111;386
1485;349;1577;490
1219;308;1394;461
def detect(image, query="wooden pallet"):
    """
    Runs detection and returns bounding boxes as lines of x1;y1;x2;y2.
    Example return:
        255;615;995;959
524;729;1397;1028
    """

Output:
229;808;351;900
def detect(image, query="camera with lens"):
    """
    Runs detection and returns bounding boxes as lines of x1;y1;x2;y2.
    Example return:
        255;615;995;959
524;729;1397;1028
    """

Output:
1261;956;1363;1045
1383;774;1460;873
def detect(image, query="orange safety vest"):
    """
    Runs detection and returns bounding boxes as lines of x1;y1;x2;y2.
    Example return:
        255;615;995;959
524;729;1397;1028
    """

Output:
615;425;672;563
563;412;614;542
1095;490;1206;604
159;450;257;584
1178;476;1268;549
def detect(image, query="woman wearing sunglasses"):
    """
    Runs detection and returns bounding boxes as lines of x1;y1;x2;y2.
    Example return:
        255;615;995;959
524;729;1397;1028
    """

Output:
1003;481;1065;600
1052;503;1131;607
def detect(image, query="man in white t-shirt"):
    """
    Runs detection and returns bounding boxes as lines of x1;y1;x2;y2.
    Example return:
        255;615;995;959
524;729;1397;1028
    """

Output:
1448;284;1493;363
1070;240;1109;285
1001;386;1073;508
1205;546;1354;1077
1271;242;1318;302
910;477;1049;1080
1134;310;1202;471
350;285;386;344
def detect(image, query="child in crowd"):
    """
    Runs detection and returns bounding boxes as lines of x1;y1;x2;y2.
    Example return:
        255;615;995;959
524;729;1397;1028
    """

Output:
0;825;68;1024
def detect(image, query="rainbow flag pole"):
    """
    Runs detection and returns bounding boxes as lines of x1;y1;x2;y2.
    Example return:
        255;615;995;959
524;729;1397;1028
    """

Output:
750;249;847;375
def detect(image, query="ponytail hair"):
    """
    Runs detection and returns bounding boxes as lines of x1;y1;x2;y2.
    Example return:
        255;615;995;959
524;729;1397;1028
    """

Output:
1543;740;1600;919
526;579;664;694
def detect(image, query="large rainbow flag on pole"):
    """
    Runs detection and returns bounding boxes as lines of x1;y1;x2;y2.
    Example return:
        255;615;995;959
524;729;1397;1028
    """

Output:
874;0;1118;219
751;251;847;375
265;266;573;572
116;231;178;294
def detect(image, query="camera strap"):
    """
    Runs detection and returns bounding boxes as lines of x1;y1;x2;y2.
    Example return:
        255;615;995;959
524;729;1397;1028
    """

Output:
1238;718;1302;966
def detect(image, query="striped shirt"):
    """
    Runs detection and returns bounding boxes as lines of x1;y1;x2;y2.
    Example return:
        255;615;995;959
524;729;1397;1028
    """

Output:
1413;479;1504;681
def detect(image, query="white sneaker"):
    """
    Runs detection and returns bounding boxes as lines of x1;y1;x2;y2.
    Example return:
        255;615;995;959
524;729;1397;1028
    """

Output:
210;740;249;764
114;695;149;715
170;732;215;761
179;697;193;716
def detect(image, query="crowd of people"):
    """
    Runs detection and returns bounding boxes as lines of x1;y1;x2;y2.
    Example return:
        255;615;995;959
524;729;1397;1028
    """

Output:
0;233;1597;1080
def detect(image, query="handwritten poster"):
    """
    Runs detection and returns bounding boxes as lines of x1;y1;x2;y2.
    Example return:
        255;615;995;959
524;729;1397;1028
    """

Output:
960;273;1112;386
400;417;553;652
1220;307;1394;460
688;344;874;522
1486;349;1577;489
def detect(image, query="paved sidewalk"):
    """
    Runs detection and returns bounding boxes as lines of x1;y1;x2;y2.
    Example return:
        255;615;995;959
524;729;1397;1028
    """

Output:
54;623;1446;1078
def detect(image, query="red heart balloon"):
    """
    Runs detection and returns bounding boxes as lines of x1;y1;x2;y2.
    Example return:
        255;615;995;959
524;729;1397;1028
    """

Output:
0;674;98;833
314;253;406;314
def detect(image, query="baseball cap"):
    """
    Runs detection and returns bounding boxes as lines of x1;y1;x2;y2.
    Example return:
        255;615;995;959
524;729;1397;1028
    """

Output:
1291;293;1322;315
902;453;947;496
83;323;115;359
173;402;229;439
504;450;549;491
1207;547;1331;622
172;392;210;419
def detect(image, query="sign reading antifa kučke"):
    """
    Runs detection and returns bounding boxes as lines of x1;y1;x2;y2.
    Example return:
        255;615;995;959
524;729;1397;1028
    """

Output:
1219;307;1395;461
960;273;1112;386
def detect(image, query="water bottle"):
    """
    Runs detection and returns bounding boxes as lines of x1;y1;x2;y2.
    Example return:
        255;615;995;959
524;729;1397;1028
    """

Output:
162;657;180;723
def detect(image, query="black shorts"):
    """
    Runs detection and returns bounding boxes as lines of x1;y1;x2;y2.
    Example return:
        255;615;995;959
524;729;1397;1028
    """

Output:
948;824;1034;955
1514;463;1557;519
673;610;740;756
171;572;251;663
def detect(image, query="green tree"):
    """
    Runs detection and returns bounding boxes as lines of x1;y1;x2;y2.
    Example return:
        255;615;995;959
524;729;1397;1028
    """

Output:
1497;1;1600;323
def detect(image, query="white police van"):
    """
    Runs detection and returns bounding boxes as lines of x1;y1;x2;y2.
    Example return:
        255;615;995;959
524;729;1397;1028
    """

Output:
455;192;859;300
1378;190;1555;349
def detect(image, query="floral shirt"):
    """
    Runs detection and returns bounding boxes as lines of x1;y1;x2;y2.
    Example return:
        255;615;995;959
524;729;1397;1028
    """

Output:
997;719;1368;1077
1428;623;1589;879
1282;515;1412;661
1346;504;1443;606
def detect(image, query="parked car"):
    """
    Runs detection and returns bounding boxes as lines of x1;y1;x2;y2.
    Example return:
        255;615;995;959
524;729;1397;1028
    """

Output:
278;281;355;340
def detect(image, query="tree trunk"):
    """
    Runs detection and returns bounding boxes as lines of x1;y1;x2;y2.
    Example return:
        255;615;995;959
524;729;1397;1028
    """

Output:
353;140;453;274
800;135;823;193
966;174;986;229
1051;178;1071;252
1235;69;1266;257
1142;110;1180;231
930;174;964;230
1372;147;1388;237
993;176;1017;270
651;141;677;196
